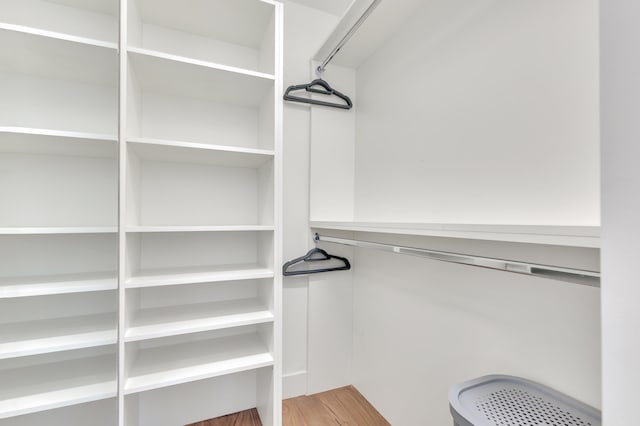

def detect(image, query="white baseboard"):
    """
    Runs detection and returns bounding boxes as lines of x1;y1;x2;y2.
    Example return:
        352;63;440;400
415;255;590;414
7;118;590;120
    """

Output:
283;371;307;399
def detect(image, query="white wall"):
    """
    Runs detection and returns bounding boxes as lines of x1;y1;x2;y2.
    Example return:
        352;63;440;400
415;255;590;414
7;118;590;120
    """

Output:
354;0;599;225
281;1;339;398
347;1;601;424
306;64;358;393
309;64;357;222
352;245;600;426
601;1;640;425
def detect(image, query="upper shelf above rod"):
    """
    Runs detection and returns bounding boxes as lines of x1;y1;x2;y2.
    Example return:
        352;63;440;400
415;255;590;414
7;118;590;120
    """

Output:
309;221;600;248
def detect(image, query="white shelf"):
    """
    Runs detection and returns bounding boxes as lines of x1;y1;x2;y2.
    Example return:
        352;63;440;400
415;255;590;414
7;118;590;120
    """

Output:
0;353;116;418
125;298;273;342
0;22;117;50
124;332;273;394
128;46;274;81
127;48;274;107
0;227;117;235
128;137;274;167
0;313;117;359
310;221;601;248
126;225;274;233
0;272;117;298
0;23;118;85
126;264;274;289
0;127;117;158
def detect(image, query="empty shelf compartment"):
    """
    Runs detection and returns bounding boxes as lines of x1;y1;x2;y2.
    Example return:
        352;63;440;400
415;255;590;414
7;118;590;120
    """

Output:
125;330;273;394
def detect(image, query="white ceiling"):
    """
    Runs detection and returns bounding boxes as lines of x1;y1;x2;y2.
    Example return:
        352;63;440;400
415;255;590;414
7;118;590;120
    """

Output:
286;0;354;17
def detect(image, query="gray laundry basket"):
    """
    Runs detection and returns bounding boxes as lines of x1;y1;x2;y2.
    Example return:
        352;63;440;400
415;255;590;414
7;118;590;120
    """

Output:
448;375;601;426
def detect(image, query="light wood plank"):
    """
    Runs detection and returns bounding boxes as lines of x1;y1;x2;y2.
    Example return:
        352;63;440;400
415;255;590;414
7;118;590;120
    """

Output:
287;394;341;426
315;386;390;426
282;386;390;426
187;408;262;426
282;400;306;426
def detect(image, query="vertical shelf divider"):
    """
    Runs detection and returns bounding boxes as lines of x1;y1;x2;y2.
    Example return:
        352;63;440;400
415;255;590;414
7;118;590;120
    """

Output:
117;0;128;425
271;2;284;425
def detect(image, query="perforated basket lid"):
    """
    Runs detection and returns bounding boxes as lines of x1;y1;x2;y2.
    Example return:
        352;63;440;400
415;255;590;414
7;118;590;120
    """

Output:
449;375;601;426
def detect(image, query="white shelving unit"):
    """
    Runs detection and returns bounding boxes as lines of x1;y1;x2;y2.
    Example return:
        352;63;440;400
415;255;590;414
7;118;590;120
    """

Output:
121;1;282;425
0;0;282;426
2;0;283;425
0;1;120;424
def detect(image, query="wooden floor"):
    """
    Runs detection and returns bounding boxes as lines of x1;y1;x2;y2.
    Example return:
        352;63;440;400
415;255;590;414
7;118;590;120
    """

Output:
188;386;390;426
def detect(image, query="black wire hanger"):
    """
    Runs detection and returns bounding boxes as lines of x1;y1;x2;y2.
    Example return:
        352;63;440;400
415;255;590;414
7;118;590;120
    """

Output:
283;78;353;110
282;248;351;276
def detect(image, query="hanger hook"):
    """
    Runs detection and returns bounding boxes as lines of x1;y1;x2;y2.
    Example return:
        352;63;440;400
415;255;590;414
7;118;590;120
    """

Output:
315;65;325;79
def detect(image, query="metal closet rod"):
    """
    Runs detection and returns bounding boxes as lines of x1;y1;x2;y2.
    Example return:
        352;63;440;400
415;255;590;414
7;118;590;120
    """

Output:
314;233;600;287
317;0;383;74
